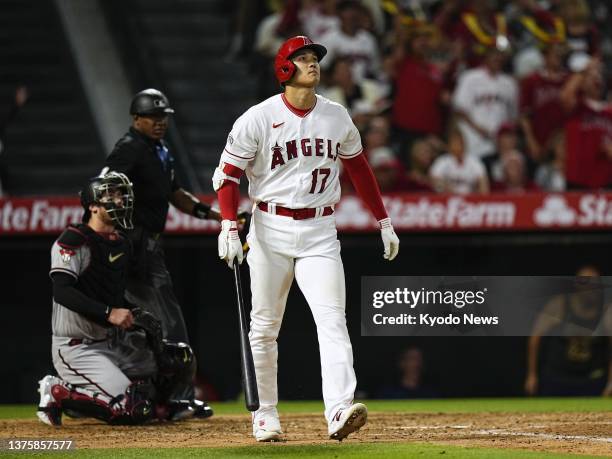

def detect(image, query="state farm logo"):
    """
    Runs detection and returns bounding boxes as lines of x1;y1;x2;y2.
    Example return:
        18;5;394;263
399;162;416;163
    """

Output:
534;194;612;227
336;196;516;229
0;200;82;233
534;196;576;226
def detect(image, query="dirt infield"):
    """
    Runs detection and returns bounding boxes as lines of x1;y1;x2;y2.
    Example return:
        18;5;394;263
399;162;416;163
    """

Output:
2;411;611;455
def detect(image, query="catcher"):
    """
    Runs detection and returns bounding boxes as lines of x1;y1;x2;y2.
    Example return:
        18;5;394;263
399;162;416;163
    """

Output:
37;171;207;425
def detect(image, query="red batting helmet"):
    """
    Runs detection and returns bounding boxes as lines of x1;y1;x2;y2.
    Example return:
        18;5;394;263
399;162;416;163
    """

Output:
274;36;327;85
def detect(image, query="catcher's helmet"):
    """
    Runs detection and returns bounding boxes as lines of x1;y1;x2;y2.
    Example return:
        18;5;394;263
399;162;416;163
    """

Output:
80;170;135;230
129;89;175;116
274;36;327;85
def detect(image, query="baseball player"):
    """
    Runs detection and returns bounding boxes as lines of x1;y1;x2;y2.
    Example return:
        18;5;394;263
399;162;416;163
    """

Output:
37;171;159;426
213;36;400;442
37;172;199;425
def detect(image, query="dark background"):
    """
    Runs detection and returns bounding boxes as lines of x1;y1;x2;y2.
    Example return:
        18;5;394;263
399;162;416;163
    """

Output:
3;231;611;403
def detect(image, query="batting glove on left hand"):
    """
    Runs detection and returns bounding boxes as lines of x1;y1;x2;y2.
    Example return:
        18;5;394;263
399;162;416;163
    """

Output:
379;218;399;261
218;220;244;268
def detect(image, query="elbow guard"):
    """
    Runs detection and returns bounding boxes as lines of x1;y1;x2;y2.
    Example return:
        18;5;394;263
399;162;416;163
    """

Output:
212;166;241;192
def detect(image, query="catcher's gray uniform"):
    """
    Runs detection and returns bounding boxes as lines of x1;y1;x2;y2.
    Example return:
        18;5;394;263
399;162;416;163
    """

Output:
49;227;157;399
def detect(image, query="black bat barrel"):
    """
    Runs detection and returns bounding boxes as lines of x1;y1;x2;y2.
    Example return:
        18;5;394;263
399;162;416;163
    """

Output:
233;260;260;412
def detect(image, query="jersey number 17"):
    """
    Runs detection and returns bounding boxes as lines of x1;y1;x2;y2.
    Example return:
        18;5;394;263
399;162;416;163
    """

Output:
309;168;331;194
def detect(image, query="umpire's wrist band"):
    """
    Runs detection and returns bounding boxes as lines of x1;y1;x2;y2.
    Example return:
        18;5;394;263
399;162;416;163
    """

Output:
193;202;211;219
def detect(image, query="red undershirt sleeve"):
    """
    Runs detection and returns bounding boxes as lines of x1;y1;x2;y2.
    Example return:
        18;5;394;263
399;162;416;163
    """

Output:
341;154;388;221
217;163;243;220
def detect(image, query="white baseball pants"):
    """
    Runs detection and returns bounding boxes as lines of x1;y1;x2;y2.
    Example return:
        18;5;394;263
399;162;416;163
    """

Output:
246;208;356;423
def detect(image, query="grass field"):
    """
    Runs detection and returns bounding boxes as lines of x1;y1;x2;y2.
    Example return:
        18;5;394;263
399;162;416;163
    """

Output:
1;398;610;458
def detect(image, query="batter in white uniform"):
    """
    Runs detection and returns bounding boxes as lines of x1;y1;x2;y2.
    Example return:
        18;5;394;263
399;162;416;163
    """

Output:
214;36;399;442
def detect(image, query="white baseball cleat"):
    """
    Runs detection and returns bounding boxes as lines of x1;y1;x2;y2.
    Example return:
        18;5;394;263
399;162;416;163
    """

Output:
37;375;63;426
328;403;368;441
252;409;282;442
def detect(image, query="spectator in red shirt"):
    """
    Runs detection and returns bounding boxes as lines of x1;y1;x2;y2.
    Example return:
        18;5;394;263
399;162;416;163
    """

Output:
520;42;569;162
560;57;612;189
391;23;447;156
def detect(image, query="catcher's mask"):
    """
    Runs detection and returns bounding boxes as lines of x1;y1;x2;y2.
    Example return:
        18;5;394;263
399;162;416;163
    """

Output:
80;170;135;230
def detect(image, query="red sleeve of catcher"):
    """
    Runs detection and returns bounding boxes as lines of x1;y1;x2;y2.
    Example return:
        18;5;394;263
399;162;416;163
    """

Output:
341;154;388;221
217;163;244;220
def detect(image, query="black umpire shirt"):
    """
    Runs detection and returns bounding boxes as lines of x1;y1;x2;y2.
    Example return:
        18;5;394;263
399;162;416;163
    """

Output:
105;127;179;234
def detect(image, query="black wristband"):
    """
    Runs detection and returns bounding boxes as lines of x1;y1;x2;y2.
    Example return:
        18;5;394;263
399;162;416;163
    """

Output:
193;202;211;220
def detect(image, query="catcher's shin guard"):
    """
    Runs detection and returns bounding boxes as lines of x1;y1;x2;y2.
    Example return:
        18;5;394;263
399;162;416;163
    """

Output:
120;381;155;424
51;381;155;425
52;384;122;423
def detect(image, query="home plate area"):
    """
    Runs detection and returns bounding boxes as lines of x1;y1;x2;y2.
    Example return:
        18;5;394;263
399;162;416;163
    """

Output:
2;411;610;455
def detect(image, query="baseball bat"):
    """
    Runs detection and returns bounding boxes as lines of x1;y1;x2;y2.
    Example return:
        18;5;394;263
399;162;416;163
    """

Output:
233;260;260;412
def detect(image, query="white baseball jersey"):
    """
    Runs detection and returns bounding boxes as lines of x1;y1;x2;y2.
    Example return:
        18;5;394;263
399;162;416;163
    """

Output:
318;28;380;82
453;67;518;158
219;94;363;209
430;153;487;194
299;9;340;42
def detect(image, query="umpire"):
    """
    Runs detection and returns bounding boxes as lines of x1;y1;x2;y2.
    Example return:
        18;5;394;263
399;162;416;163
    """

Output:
104;89;217;415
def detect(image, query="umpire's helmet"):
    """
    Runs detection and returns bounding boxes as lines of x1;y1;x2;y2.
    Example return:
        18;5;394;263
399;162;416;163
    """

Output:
274;36;327;85
80;170;135;230
129;89;175;116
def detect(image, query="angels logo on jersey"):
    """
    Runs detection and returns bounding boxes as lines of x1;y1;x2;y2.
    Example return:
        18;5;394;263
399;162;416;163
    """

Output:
271;138;340;170
271;143;284;169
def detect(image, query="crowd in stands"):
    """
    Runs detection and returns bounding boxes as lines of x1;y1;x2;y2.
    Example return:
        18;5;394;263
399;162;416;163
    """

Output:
235;0;612;194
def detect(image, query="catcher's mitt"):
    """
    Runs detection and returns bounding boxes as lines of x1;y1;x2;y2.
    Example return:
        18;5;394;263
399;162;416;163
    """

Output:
131;307;165;357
